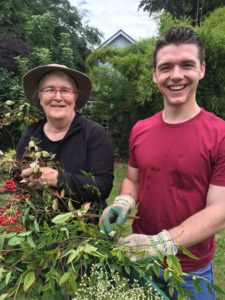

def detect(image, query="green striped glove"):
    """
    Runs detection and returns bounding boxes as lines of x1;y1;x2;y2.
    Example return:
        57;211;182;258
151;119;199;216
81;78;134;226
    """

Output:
118;230;178;258
99;195;135;233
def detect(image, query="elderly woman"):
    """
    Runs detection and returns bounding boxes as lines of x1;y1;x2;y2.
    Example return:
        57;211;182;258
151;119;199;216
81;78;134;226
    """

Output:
17;64;114;210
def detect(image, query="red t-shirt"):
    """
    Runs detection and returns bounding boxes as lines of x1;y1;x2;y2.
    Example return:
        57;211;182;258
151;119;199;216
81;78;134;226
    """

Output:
129;108;225;272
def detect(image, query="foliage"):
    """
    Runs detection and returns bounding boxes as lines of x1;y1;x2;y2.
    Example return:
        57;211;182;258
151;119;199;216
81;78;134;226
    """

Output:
0;0;102;150
0;0;31;38
0;99;42;151
153;11;193;37
138;0;225;26
85;40;163;159
0;0;102;72
0;145;221;299
85;7;225;159
195;7;225;119
214;230;225;300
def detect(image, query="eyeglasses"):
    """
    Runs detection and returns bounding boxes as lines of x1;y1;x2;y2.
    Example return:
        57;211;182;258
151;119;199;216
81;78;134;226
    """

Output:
40;87;76;97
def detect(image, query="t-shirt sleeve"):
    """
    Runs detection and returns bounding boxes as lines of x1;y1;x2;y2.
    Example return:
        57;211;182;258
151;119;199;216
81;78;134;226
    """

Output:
210;136;225;186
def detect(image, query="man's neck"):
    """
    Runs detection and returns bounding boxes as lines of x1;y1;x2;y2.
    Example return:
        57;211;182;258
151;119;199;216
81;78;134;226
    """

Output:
162;103;201;124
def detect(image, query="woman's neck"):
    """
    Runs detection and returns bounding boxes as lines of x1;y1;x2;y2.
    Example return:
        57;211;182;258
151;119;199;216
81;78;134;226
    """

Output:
44;111;75;141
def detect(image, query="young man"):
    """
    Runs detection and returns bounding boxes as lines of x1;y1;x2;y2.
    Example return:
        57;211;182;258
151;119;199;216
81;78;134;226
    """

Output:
99;27;225;299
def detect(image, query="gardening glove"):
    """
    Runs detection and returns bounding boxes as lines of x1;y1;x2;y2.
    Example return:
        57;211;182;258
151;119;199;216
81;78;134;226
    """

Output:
99;195;135;233
118;230;178;259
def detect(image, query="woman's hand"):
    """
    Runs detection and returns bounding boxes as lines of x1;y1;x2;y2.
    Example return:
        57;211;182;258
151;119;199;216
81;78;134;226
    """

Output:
21;167;58;189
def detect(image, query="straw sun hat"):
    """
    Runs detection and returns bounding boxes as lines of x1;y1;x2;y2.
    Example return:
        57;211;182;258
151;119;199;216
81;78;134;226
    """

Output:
22;64;92;110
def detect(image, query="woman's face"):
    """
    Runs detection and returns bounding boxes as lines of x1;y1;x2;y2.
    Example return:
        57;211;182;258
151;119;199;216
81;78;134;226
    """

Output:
38;71;78;123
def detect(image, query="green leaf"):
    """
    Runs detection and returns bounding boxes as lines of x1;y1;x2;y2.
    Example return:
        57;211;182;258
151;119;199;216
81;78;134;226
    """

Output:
169;286;174;298
111;247;119;256
134;266;145;278
124;264;130;275
0;294;9;300
8;236;21;246
83;243;107;258
59;271;71;286
34;219;40;232
52;212;73;224
68;274;77;293
166;255;182;275
152;261;160;277
192;279;202;294
5;271;11;285
66;247;84;264
211;283;225;295
26;236;36;248
17;231;32;237
24;271;35;291
171;272;186;284
163;268;170;282
156;250;164;262
0;234;5;252
0;267;4;281
206;281;213;295
179;245;199;259
5;100;15;105
60;227;70;238
5;232;17;238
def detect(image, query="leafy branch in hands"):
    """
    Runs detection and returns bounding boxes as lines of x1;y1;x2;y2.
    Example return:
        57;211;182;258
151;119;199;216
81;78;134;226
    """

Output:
0;141;224;299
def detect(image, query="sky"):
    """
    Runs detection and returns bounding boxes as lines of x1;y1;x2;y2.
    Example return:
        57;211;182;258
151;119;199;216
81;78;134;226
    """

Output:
69;0;158;42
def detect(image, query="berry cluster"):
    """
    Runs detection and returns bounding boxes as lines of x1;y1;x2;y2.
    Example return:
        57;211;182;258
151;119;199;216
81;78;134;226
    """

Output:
0;177;30;233
2;178;18;193
0;203;24;233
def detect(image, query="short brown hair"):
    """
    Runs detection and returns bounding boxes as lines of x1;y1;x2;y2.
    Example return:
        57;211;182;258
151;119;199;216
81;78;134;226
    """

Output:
153;27;205;68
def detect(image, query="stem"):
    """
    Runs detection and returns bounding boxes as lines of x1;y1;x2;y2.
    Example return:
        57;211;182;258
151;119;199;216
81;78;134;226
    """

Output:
14;270;26;299
81;213;140;219
27;267;43;297
7;245;43;270
59;257;69;300
2;126;15;149
196;0;200;26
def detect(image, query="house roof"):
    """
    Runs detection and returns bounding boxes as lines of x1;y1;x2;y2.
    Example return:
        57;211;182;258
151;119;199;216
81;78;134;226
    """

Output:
101;29;136;48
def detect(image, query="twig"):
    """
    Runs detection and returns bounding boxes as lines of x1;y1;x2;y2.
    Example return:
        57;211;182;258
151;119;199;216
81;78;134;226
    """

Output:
28;267;43;297
59;257;69;300
81;213;140;219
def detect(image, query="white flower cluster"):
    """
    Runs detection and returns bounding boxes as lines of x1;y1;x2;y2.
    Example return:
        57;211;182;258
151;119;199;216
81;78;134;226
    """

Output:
73;265;165;300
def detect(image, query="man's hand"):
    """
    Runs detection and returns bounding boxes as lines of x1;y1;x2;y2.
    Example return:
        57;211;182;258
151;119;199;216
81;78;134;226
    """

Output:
118;230;178;259
21;167;58;189
99;195;135;233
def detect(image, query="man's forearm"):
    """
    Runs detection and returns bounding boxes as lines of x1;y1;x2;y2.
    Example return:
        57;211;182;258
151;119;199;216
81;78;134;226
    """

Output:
169;204;225;249
119;177;139;204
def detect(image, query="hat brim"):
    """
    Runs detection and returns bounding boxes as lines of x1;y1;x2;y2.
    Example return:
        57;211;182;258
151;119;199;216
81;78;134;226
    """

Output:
22;64;92;110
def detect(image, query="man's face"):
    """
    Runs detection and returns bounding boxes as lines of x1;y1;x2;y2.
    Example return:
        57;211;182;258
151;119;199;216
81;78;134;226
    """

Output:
153;43;205;108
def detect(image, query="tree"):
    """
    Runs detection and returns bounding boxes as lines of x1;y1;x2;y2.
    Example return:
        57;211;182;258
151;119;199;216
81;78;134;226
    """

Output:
196;7;225;119
85;40;163;159
0;0;102;150
138;0;225;26
0;0;102;71
85;7;225;159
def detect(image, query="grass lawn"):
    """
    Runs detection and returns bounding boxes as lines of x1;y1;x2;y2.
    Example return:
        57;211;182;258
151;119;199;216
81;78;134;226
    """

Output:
107;162;225;298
